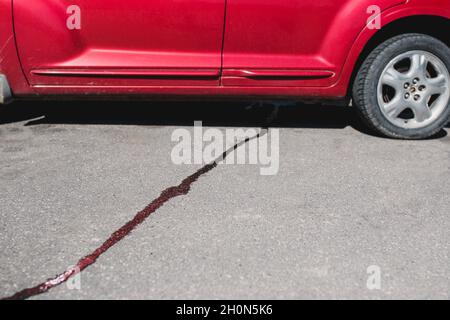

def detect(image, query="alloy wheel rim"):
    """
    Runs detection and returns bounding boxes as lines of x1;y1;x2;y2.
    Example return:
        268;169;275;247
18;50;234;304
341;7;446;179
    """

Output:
377;50;450;129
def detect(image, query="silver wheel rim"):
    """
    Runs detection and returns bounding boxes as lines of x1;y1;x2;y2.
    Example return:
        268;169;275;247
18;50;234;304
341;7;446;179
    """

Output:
377;50;450;129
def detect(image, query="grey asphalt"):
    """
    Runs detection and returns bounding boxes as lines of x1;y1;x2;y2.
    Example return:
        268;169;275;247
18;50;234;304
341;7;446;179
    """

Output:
0;100;449;300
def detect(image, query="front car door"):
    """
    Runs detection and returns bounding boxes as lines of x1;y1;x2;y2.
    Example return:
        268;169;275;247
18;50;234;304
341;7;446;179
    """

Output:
13;0;226;87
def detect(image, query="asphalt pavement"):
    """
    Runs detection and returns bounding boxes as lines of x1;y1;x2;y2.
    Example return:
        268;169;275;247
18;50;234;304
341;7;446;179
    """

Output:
0;100;449;299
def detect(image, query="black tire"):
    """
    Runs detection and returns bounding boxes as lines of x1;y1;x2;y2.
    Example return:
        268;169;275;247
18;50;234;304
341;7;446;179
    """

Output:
352;33;450;139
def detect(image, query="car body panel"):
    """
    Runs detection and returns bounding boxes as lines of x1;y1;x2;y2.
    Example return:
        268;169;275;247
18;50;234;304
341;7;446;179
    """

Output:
13;0;226;87
0;0;449;100
221;0;405;87
0;0;30;95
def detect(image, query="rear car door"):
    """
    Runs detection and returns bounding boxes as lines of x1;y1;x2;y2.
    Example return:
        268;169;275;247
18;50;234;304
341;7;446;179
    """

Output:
221;0;404;87
13;0;226;87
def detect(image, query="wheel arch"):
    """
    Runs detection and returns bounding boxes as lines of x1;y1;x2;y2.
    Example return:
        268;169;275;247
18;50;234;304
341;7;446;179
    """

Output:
343;11;450;98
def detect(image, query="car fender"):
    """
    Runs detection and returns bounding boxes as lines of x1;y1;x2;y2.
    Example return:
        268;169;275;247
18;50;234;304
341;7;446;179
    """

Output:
336;4;450;96
0;0;33;96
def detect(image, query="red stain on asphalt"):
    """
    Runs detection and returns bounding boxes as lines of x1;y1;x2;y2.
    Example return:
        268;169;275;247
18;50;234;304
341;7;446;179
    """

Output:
2;163;217;300
2;128;265;300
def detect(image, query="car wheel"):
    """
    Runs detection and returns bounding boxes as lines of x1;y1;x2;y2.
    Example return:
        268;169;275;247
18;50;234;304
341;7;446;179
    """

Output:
353;33;450;139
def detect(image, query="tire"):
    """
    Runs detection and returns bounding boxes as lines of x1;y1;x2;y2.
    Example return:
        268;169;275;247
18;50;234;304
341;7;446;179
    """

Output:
352;34;450;139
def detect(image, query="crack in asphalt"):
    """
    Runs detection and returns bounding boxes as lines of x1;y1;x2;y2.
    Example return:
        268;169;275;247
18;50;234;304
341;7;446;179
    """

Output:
1;115;273;300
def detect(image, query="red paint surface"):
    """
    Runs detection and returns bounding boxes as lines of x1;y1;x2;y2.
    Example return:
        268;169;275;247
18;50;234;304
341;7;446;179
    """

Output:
2;0;449;98
2;163;217;300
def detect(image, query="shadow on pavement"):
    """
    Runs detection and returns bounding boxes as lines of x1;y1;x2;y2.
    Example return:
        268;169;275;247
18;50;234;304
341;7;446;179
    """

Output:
0;99;447;139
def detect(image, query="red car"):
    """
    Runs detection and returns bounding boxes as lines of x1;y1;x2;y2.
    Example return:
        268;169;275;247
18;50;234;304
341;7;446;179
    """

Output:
1;0;449;139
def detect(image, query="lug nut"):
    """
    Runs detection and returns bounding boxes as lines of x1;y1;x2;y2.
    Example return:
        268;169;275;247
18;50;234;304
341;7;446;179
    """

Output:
404;93;410;99
413;78;420;84
414;94;421;101
419;85;426;91
404;83;410;89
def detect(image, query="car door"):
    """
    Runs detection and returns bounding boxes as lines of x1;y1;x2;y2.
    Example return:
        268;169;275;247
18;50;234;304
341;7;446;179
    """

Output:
13;0;226;87
221;0;404;87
